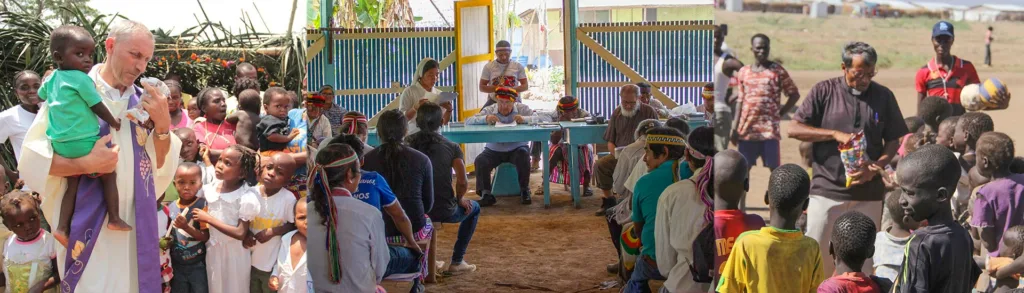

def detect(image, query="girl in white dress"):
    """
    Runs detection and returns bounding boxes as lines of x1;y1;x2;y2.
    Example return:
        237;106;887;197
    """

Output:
192;145;261;293
1;191;58;293
270;200;307;293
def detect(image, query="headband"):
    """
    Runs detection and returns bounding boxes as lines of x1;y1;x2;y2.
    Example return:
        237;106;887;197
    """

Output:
558;98;579;112
687;144;707;160
702;85;714;99
342;115;368;135
307;152;359;283
496;45;512;51
306;94;327;107
496;87;518;102
646;134;686;147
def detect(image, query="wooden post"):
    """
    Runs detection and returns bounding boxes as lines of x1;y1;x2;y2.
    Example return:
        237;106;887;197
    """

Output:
563;0;578;98
320;0;336;91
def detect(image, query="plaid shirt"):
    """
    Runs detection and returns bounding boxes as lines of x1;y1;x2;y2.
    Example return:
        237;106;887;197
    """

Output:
323;103;347;136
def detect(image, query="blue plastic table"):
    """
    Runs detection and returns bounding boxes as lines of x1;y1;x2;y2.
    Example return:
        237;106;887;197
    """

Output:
367;124;558;207
558;118;710;202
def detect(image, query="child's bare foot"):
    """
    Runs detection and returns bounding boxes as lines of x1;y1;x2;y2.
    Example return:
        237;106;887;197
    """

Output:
107;218;132;231
53;229;69;247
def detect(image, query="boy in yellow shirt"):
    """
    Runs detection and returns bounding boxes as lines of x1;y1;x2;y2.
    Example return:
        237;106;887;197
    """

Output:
717;164;826;292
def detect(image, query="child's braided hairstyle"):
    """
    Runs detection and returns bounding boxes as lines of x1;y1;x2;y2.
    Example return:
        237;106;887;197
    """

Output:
0;190;38;220
227;145;260;186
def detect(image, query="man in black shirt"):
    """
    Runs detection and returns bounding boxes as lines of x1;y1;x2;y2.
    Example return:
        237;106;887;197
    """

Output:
892;145;980;293
406;102;481;273
789;42;908;275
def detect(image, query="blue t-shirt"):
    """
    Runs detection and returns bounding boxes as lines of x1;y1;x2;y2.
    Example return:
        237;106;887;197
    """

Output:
352;170;398;211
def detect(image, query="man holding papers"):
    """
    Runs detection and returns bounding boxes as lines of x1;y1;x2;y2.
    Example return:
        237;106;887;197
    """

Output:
466;87;549;206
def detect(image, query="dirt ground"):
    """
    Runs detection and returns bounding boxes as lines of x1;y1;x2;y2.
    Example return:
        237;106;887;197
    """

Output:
385;69;1024;292
382;172;626;292
742;69;1024;218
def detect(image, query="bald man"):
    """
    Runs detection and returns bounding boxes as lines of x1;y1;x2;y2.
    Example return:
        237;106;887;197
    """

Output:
594;85;659;216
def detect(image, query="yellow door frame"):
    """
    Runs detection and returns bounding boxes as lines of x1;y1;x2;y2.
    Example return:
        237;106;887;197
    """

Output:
454;0;495;121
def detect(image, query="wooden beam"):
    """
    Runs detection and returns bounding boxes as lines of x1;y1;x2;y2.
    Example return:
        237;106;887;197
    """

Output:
575;30;678;108
306;30;455;40
305;36;326;63
364;85;456;127
338;86;455;96
578;82;708;88
438;51;456;71
579;24;714;33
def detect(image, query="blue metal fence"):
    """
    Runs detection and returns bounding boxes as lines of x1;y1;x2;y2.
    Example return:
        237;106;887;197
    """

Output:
306;28;457;119
576;20;713;118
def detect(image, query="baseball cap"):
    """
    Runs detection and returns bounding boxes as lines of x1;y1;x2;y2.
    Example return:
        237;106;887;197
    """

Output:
932;21;954;38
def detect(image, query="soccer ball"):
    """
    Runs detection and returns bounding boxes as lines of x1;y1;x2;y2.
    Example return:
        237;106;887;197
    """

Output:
979;78;1009;109
960;83;984;111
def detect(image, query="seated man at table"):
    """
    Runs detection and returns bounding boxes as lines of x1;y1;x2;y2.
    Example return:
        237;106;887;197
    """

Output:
536;95;594;197
595;85;660;216
637;82;670;118
466;87;549;206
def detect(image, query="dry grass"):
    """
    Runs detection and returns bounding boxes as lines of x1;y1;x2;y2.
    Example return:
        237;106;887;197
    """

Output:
717;11;1024;71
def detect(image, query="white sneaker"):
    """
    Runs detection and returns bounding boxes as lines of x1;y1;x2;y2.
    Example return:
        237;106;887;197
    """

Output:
448;261;477;273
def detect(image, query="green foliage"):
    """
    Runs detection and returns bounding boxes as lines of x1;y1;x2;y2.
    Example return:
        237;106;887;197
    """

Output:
0;4;306;171
0;0;101;24
355;0;383;28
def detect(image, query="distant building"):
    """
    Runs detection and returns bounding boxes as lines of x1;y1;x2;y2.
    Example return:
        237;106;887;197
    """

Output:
951;4;1024;22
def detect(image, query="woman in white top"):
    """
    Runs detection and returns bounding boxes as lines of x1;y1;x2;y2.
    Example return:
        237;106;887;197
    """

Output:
398;58;453;136
0;70;42;189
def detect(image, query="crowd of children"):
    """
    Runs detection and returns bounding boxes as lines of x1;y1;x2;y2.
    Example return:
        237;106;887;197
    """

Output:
713;90;1024;292
0;24;332;293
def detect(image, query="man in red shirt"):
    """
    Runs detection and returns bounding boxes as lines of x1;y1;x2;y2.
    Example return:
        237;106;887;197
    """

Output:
915;21;980;116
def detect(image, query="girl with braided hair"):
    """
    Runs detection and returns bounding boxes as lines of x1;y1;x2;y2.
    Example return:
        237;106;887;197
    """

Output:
191;145;262;292
305;143;390;293
655;126;718;292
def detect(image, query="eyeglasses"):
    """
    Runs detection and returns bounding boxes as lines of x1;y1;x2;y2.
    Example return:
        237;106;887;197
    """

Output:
846;68;877;79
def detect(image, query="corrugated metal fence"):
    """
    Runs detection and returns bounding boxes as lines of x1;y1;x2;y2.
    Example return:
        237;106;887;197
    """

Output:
576;20;713;118
306;27;457;119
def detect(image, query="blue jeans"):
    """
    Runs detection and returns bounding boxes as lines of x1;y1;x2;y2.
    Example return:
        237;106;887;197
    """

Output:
435;200;481;263
385;246;421;277
624;256;664;293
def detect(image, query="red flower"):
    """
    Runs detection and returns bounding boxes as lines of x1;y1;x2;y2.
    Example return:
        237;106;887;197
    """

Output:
190;53;198;60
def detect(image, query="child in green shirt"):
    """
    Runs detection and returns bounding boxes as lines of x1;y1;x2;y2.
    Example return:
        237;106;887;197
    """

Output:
40;25;130;246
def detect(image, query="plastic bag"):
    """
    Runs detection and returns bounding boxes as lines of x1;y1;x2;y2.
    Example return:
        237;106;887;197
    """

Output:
839;131;867;188
125;77;169;124
669;103;698;117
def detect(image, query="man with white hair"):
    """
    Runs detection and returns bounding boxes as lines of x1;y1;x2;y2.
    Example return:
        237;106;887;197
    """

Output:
20;19;182;292
594;85;659;216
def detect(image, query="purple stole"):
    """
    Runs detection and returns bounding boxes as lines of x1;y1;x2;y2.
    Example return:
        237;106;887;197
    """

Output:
60;86;162;292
